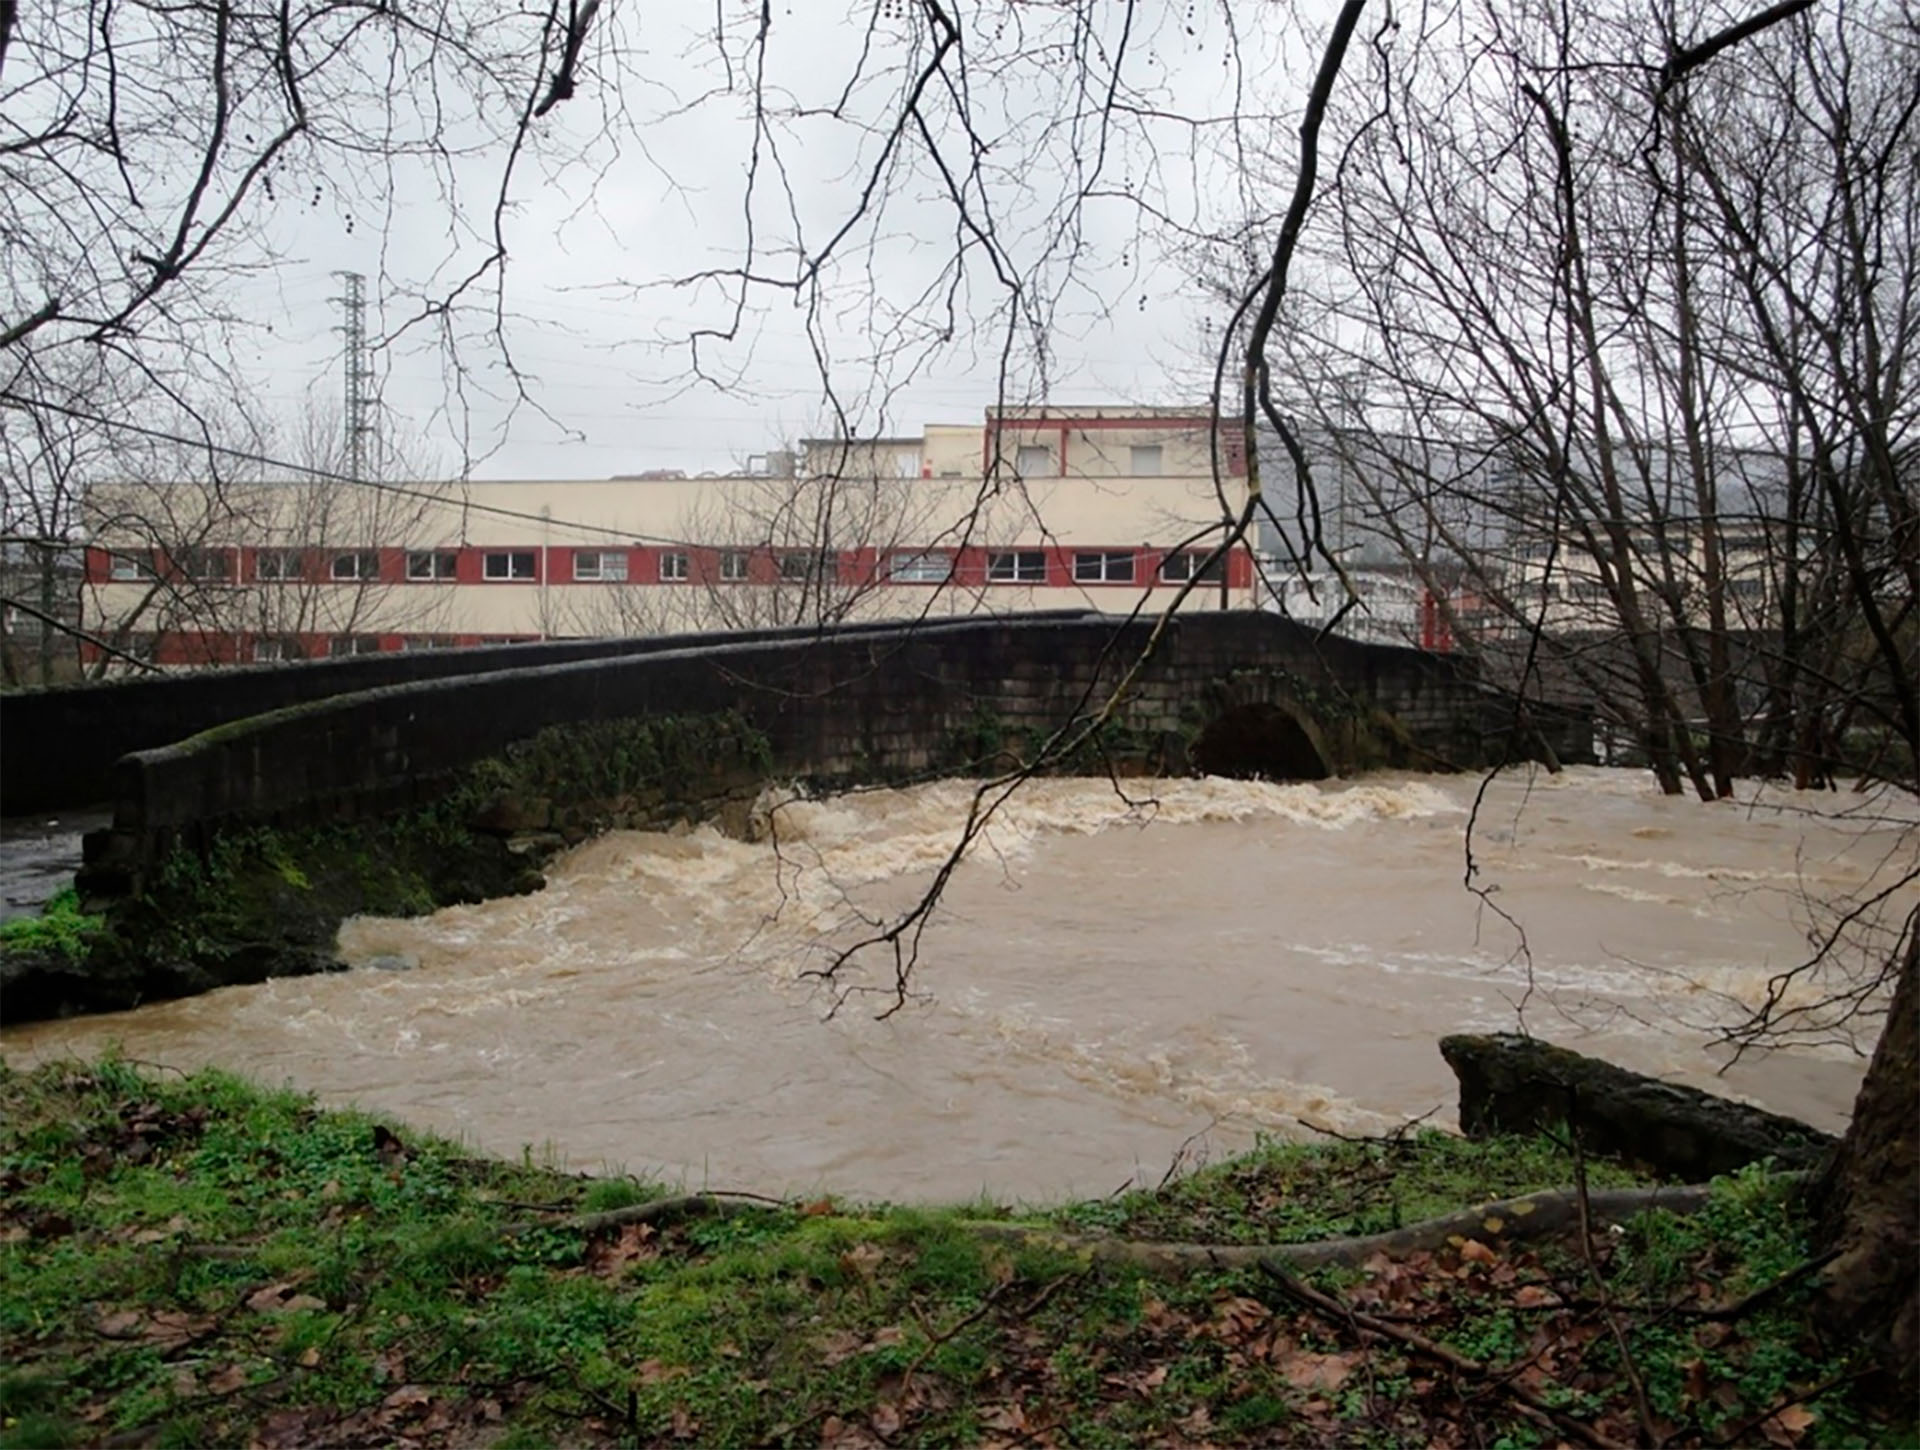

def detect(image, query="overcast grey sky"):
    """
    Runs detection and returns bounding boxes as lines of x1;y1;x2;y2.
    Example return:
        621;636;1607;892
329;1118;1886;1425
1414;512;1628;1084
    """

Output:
214;0;1327;479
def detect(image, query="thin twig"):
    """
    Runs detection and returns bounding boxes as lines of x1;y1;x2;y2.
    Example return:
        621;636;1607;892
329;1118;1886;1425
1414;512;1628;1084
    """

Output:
1566;1088;1660;1447
1258;1260;1632;1450
1709;1368;1870;1448
899;1279;1014;1396
1680;1248;1843;1321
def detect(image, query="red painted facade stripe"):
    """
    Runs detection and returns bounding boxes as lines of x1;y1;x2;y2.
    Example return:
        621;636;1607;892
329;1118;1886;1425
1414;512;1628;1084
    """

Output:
85;543;1256;592
81;540;1264;667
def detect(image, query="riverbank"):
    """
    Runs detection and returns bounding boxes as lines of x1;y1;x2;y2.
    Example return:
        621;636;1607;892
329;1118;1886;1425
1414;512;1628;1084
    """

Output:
1;1059;1902;1449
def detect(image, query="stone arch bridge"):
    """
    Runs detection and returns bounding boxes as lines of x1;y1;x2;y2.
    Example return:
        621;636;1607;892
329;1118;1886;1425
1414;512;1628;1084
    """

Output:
1;611;1591;899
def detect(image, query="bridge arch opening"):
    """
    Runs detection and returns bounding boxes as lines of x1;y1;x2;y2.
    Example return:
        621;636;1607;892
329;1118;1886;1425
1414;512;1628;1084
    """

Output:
1190;702;1331;782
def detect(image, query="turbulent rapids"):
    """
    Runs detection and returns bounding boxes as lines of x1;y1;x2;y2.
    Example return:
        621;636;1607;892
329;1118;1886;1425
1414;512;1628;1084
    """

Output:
3;768;1903;1200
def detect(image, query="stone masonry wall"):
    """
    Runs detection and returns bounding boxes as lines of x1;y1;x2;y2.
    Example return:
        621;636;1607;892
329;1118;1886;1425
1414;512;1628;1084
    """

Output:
4;615;1089;815
78;611;1592;896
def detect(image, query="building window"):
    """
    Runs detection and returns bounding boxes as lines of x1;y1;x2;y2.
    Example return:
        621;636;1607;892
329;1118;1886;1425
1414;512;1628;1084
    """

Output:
1015;444;1054;477
401;635;458;651
407;550;458;581
778;550;831;582
107;551;151;581
887;551;951;583
328;634;381;656
720;550;749;582
1159;550;1225;584
987;551;1046;583
483;551;537;581
252;637;301;663
256;549;305;582
1130;444;1163;476
1073;550;1135;583
175;547;233;581
573;550;629;582
331;551;380;582
659;551;690;582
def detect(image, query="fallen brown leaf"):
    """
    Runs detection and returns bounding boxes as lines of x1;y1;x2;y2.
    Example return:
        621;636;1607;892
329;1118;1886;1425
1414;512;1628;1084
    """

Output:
380;1383;433;1416
248;1405;335;1450
1759;1403;1818;1447
981;1402;1029;1433
144;1309;214;1349
245;1278;315;1313
1282;1350;1355;1393
96;1308;143;1337
207;1363;249;1395
1212;1294;1270;1343
815;1328;867;1366
584;1220;657;1277
126;1214;190;1245
820;1413;888;1448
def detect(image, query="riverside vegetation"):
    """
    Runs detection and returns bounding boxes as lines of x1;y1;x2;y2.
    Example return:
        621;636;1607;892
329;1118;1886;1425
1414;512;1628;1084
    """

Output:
1;1058;1907;1450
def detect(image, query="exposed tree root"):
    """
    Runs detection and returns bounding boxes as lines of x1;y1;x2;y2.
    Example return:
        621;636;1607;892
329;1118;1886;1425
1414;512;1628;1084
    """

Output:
503;1191;772;1238
964;1182;1718;1274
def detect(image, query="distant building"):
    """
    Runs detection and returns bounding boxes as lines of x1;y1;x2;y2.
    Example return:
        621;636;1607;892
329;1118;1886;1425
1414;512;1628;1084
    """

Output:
1251;423;1794;651
78;406;1259;669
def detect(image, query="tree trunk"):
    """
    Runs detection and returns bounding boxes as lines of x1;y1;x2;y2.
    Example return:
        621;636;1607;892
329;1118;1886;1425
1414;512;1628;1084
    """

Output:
1810;914;1918;1400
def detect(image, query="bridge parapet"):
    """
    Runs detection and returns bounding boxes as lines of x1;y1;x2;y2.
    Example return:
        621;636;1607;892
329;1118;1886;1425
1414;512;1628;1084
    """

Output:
5;614;1093;816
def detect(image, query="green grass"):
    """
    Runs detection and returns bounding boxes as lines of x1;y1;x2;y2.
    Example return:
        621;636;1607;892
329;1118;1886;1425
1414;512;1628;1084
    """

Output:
1055;1127;1645;1244
0;889;105;962
0;1057;1902;1449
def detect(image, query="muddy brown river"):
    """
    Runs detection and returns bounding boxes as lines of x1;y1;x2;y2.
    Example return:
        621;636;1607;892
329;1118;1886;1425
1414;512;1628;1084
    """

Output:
3;768;1907;1201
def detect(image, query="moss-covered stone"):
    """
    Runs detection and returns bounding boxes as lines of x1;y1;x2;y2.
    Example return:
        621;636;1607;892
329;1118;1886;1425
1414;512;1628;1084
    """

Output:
1439;1032;1837;1180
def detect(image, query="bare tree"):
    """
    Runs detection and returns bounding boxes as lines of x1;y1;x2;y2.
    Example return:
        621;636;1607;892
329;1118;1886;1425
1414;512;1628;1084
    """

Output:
77;400;456;670
1241;0;1913;803
539;447;973;639
0;386;101;682
1214;0;1916;1378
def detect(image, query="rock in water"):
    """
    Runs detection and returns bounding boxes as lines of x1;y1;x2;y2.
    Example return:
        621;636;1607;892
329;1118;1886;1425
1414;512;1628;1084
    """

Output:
1439;1033;1835;1180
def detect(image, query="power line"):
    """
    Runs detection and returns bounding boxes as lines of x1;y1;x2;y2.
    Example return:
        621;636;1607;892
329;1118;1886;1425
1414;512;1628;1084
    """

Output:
1;396;754;552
